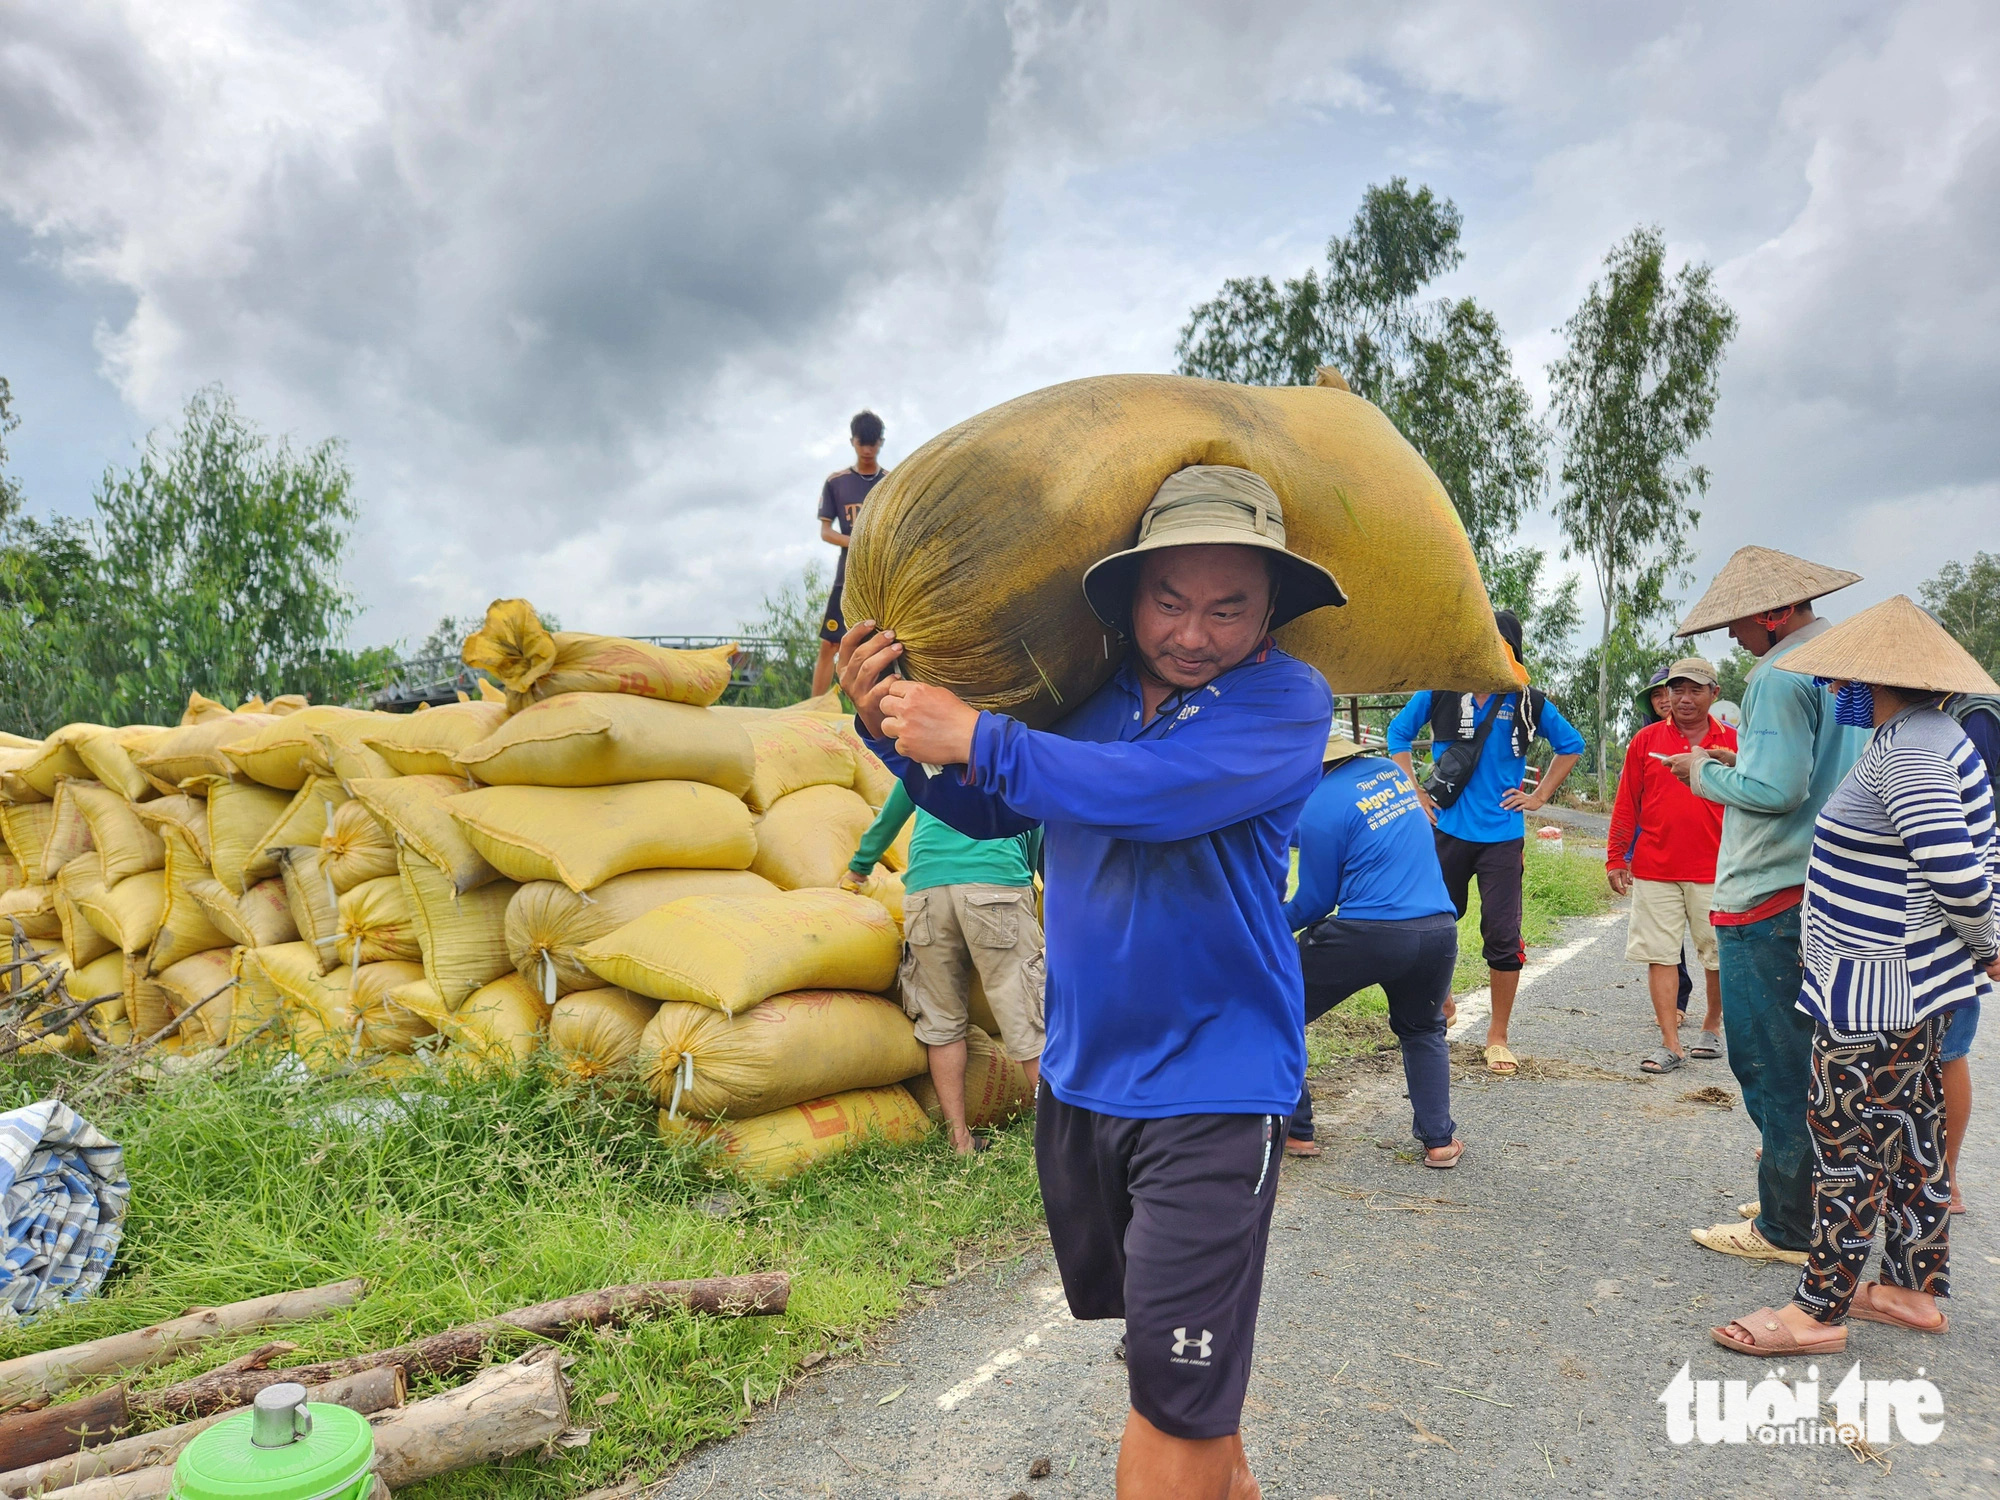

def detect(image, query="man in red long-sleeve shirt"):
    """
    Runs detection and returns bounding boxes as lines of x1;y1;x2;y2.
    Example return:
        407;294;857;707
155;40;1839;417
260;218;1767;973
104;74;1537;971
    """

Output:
1606;657;1738;1074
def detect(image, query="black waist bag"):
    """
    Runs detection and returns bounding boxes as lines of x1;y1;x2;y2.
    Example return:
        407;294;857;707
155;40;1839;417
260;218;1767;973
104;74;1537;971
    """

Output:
1424;698;1501;810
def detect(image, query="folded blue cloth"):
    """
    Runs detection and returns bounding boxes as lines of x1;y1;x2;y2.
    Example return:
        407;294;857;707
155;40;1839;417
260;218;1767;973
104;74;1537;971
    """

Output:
0;1099;129;1319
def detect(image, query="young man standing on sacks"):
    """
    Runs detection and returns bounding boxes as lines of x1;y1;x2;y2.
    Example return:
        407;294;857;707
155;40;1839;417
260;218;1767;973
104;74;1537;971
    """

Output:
810;410;890;698
839;466;1338;1500
841;786;1045;1155
1604;657;1736;1074
1666;547;1869;1265
1387;611;1587;1076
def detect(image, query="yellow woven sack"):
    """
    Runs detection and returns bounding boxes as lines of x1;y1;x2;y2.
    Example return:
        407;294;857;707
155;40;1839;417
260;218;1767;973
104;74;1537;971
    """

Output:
0;731;41;750
320;800;397;894
132;793;211;863
135;713;277;793
276;848;342;974
266;953;429;1063
14;725;103;800
55;856;115;966
74;726;167;803
461;599;736;709
0;803;55;883
638;989;926;1119
904;1024;1037;1128
241;775;348;887
229;945;288;1047
220;706;376;791
147;828;232;973
190;875;298;950
548;987;660;1081
844;374;1518;727
363;702;509;777
336;875;419;965
71;951;125;1020
121;952;174;1045
856;867;905;930
76;868;166;954
313;728;397;786
449;781;757;892
582;889;900;1014
454;693;755;795
204;779;292;895
835;724;897;809
43;779;99;882
433;972;549;1071
347;776;501;894
740;716;856;813
506;868;778;1003
71;781;165;885
398;848;516;1010
0;884;60;940
0;850;20;895
180;691;232;725
751;784;876;890
155;948;237;1050
662;1085;931;1183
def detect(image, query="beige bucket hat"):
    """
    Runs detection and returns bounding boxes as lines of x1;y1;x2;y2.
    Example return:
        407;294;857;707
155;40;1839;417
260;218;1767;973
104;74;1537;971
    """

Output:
1676;546;1861;637
1774;594;2000;695
1081;465;1345;632
1322;730;1368;765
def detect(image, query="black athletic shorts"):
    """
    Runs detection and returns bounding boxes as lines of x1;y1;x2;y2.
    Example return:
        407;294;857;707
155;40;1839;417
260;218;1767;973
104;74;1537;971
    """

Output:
1036;1089;1283;1439
817;582;846;646
1434;829;1526;971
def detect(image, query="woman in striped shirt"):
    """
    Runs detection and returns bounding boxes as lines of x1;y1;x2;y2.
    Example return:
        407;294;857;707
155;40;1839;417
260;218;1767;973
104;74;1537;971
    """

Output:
1713;596;1999;1357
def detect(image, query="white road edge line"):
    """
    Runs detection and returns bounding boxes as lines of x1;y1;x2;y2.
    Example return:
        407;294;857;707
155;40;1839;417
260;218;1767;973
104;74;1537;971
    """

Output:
1446;911;1624;1042
935;1286;1074;1411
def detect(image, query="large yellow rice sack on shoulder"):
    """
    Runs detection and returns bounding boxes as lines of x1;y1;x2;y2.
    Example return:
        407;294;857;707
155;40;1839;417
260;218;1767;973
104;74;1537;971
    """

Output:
582;889;900;1014
740;717;856;813
154;947;238;1050
397;848;516;1010
336;875;419;965
449;781;757;892
320;799;397;893
548;987;660;1081
56;855;116;966
220;706;376;791
135;713;277;793
275;848;342;974
0;883;60;940
76;868;165;953
241;774;348;888
638;989;926;1119
205;779;292;894
363;702;509;777
147;828;232;973
751;784;876;890
43;779;99;882
844;374;1517;727
347;776;501;894
506;868;778;1003
0;803;55;883
74;726;167;803
190;874;298;950
133;793;211;863
13;725;104;799
454;692;754;795
904;1024;1037;1129
461;600;736;709
662;1086;932;1183
71;780;165;885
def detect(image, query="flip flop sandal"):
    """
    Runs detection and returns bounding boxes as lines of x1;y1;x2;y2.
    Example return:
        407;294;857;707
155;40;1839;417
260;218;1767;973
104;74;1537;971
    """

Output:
1640;1047;1684;1074
1712;1307;1847;1357
1848;1282;1949;1334
1483;1043;1518;1075
1689;1030;1724;1059
1284;1137;1322;1158
1423;1141;1465;1170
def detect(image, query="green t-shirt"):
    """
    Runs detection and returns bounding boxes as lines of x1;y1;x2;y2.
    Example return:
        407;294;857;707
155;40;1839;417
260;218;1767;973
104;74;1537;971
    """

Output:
849;782;1040;894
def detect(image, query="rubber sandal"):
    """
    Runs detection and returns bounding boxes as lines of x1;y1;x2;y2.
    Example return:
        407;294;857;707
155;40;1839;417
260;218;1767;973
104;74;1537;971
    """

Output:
1423;1141;1464;1170
1692;1219;1808;1265
1483;1043;1518;1075
1285;1137;1322;1158
1738;1200;1759;1220
1848;1281;1949;1334
1712;1307;1847;1357
1641;1047;1684;1074
1689;1030;1724;1059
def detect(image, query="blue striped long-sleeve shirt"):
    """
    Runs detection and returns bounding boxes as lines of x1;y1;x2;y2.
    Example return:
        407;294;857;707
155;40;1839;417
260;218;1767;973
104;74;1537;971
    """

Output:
1798;706;1999;1030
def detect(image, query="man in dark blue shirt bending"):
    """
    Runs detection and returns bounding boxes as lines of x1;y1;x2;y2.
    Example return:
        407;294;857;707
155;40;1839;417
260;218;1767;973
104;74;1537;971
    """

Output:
840;466;1338;1500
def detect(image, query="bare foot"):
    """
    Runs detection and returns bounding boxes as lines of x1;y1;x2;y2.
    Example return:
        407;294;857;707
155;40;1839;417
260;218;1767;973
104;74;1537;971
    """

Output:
1950;1183;1966;1215
1858;1282;1946;1331
1425;1140;1465;1167
1284;1137;1321;1158
949;1125;977;1155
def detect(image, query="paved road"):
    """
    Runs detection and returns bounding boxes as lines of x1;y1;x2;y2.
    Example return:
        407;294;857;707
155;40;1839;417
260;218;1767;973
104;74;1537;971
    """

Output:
654;910;1999;1498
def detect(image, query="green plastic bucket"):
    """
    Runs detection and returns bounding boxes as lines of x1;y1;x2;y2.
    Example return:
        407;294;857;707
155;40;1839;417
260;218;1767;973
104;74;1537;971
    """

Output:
171;1384;374;1500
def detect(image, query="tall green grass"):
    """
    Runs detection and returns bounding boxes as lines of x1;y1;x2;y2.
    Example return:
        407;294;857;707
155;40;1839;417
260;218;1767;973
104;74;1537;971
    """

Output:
0;1061;1040;1496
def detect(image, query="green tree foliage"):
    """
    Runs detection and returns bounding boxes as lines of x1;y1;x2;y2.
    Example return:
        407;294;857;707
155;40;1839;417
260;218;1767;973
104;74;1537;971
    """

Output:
1714;645;1756;708
724;562;830;707
1919;551;2000;676
1176;179;1546;568
0;385;391;734
0;377;23;524
1548;226;1736;790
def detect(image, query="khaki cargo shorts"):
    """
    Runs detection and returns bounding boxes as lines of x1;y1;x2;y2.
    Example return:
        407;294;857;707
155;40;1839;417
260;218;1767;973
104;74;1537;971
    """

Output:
899;882;1046;1061
1626;878;1720;970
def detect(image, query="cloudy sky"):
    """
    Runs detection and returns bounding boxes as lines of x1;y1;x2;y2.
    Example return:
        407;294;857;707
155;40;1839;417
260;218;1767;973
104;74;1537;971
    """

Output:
1;0;1994;653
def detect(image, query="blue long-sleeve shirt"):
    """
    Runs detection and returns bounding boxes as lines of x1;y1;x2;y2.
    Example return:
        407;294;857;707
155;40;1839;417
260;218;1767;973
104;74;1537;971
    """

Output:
864;644;1332;1119
1387;690;1588;844
1284;757;1456;930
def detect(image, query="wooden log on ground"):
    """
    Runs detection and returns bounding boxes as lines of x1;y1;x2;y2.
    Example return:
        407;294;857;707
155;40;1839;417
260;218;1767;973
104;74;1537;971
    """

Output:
129;1272;788;1422
37;1356;569;1500
0;1367;405;1498
0;1279;368;1411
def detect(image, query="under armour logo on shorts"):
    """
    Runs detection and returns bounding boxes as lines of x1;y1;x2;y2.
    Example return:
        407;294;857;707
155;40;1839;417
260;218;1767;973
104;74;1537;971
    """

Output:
1172;1327;1213;1360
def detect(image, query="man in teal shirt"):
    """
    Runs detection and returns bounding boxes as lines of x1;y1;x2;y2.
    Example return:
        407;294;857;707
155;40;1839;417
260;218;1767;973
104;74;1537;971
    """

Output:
846;784;1044;1153
1667;546;1869;1265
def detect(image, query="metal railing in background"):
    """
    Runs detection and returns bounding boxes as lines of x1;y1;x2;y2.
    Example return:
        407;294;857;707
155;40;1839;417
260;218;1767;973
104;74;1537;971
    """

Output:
367;636;792;712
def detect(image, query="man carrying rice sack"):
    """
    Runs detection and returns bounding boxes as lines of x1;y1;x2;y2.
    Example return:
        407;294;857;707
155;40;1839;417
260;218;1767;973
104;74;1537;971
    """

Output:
840;465;1336;1500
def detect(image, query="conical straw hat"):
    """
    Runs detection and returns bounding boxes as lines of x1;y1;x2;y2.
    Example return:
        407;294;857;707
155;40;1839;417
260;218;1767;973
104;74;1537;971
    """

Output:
1675;547;1861;637
1773;595;2000;695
